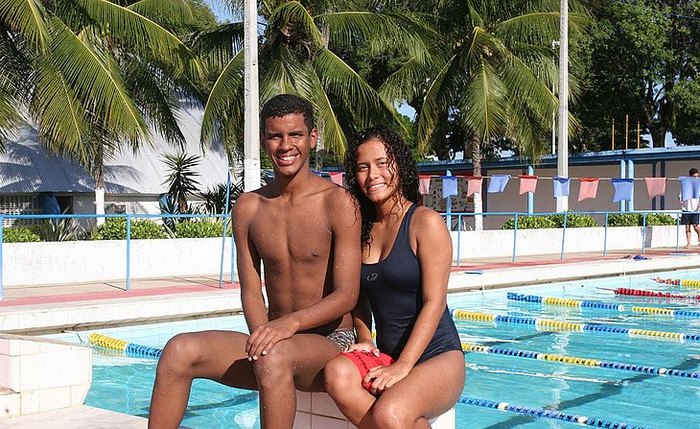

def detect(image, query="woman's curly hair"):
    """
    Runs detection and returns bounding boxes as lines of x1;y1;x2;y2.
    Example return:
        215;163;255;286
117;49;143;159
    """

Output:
344;126;420;247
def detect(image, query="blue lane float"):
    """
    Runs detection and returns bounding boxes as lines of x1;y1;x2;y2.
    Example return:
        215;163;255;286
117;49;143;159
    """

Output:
462;342;700;380
451;309;700;343
89;333;163;359
459;396;649;429
507;292;624;311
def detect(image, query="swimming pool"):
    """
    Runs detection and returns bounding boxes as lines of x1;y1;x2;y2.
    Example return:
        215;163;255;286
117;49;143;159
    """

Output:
48;269;700;429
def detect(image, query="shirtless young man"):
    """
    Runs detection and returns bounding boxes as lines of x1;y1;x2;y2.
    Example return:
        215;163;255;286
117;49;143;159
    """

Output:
148;94;361;429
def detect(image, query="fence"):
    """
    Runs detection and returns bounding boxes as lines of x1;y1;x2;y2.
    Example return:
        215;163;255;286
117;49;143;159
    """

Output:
0;209;690;300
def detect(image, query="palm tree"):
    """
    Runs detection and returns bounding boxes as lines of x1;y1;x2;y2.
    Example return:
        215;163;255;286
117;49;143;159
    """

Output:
196;0;432;164
0;0;207;219
380;0;586;228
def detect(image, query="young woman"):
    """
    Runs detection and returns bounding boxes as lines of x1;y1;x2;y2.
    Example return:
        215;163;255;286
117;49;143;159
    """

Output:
324;126;465;429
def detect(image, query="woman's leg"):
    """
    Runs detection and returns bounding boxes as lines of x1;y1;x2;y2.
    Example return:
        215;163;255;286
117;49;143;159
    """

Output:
324;354;378;428
371;350;465;429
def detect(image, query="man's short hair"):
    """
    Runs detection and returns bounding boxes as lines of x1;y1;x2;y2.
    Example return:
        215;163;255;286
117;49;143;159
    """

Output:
260;94;316;134
690;168;699;176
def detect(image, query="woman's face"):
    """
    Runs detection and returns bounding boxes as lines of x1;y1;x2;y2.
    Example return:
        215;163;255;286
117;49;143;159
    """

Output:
354;138;399;204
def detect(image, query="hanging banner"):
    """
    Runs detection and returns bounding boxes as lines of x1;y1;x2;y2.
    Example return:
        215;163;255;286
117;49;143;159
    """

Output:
328;172;343;186
466;176;483;197
612;178;634;202
553;177;571;198
487;175;510;193
518;175;538;195
442;176;458;198
577;178;599;202
643;177;666;199
419;175;431;195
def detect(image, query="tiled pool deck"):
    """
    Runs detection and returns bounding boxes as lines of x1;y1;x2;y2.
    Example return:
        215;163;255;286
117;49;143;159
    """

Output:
2;247;700;427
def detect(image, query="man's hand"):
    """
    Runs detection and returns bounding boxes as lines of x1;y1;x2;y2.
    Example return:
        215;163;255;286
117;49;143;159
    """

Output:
347;341;379;356
245;317;299;360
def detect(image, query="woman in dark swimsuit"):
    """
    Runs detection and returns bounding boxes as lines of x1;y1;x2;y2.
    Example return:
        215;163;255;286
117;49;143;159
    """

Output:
324;126;465;428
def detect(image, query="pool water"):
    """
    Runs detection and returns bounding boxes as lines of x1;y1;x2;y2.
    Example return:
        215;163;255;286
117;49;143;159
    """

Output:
48;269;700;428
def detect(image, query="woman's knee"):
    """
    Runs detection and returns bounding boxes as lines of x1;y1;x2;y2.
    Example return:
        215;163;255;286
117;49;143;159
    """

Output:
372;400;413;429
324;356;357;394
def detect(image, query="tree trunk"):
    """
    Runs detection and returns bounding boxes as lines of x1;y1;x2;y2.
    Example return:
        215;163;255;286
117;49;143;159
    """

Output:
471;135;483;231
94;143;106;226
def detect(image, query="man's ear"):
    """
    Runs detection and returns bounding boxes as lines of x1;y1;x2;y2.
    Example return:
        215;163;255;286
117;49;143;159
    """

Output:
309;128;318;150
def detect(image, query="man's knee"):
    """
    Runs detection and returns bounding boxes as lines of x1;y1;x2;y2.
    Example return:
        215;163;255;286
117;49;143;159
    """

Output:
158;333;206;373
253;346;294;387
324;356;356;394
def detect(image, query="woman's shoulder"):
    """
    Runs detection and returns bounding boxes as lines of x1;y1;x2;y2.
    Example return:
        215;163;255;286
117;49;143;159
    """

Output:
410;205;447;230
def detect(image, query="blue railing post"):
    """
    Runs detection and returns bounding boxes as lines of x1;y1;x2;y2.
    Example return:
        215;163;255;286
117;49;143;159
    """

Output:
231;212;236;284
603;212;609;256
455;214;462;267
560;212;568;259
125;214;131;292
641;212;647;254
219;172;232;288
512;213;518;262
0;215;4;300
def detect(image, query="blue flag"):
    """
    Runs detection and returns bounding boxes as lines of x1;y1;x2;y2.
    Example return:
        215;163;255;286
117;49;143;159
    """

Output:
487;175;510;193
552;177;571;198
680;176;700;200
442;176;458;198
612;178;634;202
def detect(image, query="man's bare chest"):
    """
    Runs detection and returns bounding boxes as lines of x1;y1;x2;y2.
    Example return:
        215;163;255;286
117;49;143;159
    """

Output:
250;210;332;264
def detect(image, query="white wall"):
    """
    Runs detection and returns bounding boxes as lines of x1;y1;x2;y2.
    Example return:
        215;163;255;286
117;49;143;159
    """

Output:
2;238;233;286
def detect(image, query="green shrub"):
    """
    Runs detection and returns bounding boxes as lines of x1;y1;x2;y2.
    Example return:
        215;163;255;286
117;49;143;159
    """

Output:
501;215;557;229
643;213;676;226
2;226;41;243
31;218;85;241
606;213;640;227
175;219;230;238
91;218;166;240
548;213;599;228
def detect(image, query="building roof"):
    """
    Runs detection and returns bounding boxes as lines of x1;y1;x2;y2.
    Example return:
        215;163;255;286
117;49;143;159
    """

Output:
0;107;230;194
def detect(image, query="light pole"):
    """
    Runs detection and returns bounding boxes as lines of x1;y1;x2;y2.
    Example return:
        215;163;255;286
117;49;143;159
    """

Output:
243;0;261;191
556;0;569;212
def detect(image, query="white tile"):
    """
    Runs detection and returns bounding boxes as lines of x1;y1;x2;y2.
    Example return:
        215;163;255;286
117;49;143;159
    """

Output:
19;390;40;415
292;412;311;429
166;300;182;315
295;391;311;413
70;347;92;386
0;339;9;356
0;355;9;387
18;354;42;391
429;407;455;429
50;309;68;327
40;351;72;389
70;383;90;406
310;393;345;419
0;315;20;332
18;313;37;330
310;414;348;429
39;386;71;411
19;340;40;356
39;341;66;354
8;356;20;392
0;391;21;418
35;311;53;329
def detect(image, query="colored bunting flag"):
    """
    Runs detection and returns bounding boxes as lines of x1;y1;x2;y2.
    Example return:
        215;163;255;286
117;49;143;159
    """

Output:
612;178;634;202
644;177;666;199
466;176;483;197
518;175;538;195
419;175;431;195
442;176;458;198
328;172;343;186
488;175;510;193
553;177;571;198
577;178;599;202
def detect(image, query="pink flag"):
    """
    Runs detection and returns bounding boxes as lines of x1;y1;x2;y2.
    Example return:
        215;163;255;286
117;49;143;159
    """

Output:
644;177;666;199
577;178;599;201
518;175;538;195
329;172;343;186
419;175;431;195
466;176;483;197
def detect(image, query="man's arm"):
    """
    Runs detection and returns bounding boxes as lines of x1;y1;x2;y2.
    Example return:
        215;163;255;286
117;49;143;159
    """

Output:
232;193;268;333
245;189;361;359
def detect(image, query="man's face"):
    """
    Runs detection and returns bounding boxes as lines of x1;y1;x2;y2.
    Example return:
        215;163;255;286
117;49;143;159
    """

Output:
263;113;317;177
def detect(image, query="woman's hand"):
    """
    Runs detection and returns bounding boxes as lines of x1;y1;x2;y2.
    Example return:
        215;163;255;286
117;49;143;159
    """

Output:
347;340;379;355
363;360;412;396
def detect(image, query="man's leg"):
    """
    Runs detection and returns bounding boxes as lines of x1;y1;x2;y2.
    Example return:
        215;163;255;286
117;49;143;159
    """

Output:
253;334;343;429
148;330;257;429
694;224;700;244
685;224;692;248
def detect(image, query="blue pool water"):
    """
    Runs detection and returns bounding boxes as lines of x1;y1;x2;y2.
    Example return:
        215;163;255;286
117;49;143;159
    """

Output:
48;269;700;428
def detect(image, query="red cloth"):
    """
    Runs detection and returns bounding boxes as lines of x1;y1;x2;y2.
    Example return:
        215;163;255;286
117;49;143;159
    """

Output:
466;176;483;197
577;178;599;201
342;351;395;391
419;175;431;195
518;175;538;195
644;177;667;199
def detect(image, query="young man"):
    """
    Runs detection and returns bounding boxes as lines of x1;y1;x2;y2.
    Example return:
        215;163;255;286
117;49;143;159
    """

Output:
680;168;700;248
148;94;361;429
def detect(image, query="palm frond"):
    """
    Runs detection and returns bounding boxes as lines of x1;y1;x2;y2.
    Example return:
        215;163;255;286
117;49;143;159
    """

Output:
379;53;439;106
201;49;244;148
460;59;509;142
71;0;206;82
30;57;91;163
49;18;149;144
307;74;348;158
265;1;323;53
189;22;244;73
127;0;194;26
0;0;50;52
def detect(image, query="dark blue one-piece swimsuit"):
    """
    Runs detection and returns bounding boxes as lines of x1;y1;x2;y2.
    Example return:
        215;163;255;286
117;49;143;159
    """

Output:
360;203;462;363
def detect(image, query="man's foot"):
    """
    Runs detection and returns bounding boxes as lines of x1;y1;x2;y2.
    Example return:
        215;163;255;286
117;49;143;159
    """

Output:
684;245;691;249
